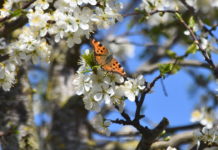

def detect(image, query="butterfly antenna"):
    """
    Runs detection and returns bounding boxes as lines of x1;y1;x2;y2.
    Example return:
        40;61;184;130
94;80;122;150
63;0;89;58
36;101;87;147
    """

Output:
161;78;168;96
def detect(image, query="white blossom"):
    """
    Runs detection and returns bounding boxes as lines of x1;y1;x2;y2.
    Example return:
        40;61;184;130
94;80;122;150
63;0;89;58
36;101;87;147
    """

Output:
72;74;92;95
166;146;177;150
190;109;203;122
27;9;51;29
92;1;123;29
32;0;52;10
0;0;13;18
0;38;7;49
92;114;111;136
83;92;101;112
110;86;125;112
121;75;146;101
66;31;82;48
77;0;97;5
191;108;216;129
9;28;51;64
140;0;178;12
200;38;209;50
0;63;16;91
71;7;91;31
194;126;218;145
93;84;115;105
139;0;180;26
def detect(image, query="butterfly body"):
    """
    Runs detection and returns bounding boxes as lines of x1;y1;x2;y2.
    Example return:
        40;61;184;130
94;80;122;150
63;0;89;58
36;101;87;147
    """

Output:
90;39;126;76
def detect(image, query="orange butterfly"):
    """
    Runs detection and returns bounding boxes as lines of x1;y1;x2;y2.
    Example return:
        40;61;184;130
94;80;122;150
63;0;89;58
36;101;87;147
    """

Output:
90;39;126;76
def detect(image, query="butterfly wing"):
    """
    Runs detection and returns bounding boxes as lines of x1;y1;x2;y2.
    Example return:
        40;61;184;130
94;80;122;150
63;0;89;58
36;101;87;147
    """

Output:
90;39;126;76
90;39;109;55
90;39;109;65
102;58;126;76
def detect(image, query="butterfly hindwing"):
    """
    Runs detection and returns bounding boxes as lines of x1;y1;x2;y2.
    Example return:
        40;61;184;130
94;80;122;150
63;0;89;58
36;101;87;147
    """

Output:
102;58;126;76
90;38;126;76
95;55;106;65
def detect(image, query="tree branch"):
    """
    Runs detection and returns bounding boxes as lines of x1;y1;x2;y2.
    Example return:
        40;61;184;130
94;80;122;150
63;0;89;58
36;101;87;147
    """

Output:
123;9;179;17
136;118;169;150
150;131;194;149
175;3;217;74
166;123;202;133
137;60;211;74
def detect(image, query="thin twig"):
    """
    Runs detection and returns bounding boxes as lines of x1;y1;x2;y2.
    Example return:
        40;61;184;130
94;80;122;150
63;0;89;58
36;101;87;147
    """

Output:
177;14;217;77
138;60;211;74
123;9;179;17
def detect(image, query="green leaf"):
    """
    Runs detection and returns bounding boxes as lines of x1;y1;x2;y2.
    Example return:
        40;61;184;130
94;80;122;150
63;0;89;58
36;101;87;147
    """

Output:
175;12;182;21
159;63;173;75
158;63;180;75
163;136;171;141
82;52;96;67
10;9;23;17
188;16;195;28
139;16;147;23
159;12;164;17
186;43;197;54
166;50;177;58
147;1;155;9
171;64;180;74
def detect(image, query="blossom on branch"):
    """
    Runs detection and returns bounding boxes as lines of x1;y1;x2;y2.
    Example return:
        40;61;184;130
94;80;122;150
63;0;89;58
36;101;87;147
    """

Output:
0;0;125;91
72;49;146;113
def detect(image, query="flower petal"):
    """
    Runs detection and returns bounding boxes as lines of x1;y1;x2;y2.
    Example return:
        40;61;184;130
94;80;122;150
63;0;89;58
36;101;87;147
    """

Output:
104;94;111;105
94;93;103;101
80;23;89;30
125;91;135;101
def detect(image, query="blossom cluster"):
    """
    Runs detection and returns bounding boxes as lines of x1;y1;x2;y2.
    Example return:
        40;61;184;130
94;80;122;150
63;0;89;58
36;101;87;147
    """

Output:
139;0;179;26
28;0;123;47
0;0;123;91
190;108;217;129
139;0;218;30
73;50;145;111
194;126;218;146
72;50;145;134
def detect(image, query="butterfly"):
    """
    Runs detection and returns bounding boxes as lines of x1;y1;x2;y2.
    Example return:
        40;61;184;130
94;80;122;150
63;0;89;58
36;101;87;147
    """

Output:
90;39;126;76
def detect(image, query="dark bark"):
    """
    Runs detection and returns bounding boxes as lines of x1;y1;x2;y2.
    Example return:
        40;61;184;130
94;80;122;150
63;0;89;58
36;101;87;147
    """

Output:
0;69;39;150
49;96;89;150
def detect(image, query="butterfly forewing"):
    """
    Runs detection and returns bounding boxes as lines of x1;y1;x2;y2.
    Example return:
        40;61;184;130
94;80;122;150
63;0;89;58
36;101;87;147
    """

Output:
91;39;109;55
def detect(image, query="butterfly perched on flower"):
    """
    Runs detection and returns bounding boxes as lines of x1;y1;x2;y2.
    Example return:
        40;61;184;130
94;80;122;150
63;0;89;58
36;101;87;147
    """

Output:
90;39;126;76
